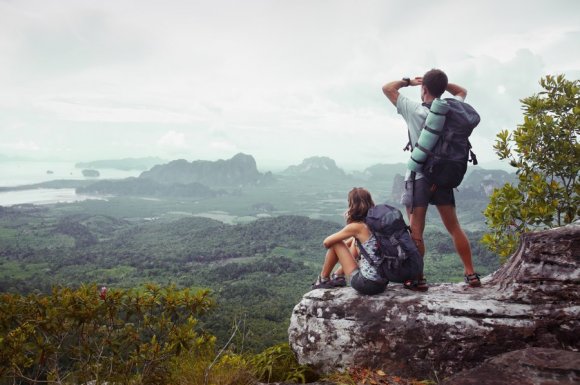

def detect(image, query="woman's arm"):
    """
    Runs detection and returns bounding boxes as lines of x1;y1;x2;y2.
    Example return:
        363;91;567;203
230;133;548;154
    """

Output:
323;223;363;248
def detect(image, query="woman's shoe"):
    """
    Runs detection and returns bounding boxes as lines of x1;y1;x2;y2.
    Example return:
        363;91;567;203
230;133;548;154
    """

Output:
311;275;334;289
329;273;347;287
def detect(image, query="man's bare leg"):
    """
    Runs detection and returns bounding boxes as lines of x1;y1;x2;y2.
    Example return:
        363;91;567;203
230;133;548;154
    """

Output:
406;206;427;256
436;205;476;275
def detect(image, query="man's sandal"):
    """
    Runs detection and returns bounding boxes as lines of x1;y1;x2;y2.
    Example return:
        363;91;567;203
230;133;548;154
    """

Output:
464;273;482;287
404;277;429;292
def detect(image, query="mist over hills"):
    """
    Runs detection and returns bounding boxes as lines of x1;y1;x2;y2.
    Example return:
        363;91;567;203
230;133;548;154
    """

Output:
68;153;514;187
281;156;346;178
462;168;517;194
75;157;166;171
76;153;274;197
360;163;407;179
76;178;220;198
4;152;514;204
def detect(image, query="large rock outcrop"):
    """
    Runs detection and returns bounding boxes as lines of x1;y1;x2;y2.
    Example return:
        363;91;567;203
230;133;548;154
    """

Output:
139;153;267;188
288;224;579;379
441;347;580;385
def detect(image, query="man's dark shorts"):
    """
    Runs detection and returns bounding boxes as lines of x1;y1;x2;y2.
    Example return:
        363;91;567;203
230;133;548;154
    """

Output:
401;177;455;208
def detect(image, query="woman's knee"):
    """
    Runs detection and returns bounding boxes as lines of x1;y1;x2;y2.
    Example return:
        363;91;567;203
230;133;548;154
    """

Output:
330;241;349;252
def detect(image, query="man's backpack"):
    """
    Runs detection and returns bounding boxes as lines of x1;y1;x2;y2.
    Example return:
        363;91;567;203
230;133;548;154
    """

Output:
356;204;423;283
419;98;480;189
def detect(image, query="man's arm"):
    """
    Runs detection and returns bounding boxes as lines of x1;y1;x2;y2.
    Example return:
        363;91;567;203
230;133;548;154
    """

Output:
382;77;422;106
446;82;467;99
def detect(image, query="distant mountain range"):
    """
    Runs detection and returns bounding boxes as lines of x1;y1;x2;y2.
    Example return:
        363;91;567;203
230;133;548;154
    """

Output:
75;157;166;171
140;153;274;188
281;156;346;178
461;168;518;196
77;153;274;197
2;153;515;201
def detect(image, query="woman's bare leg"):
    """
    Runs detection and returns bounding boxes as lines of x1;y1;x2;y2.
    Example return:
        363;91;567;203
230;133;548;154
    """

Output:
333;237;358;276
320;241;358;278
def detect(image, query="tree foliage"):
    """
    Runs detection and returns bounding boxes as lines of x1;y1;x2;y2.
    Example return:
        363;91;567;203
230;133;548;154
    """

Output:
483;75;579;260
0;284;214;384
1;211;499;352
0;283;318;385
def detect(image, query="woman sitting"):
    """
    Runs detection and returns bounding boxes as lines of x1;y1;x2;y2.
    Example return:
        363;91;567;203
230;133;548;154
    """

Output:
312;187;388;295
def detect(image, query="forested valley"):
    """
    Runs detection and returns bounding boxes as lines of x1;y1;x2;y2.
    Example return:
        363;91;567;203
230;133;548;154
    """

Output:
0;156;508;384
0;202;499;352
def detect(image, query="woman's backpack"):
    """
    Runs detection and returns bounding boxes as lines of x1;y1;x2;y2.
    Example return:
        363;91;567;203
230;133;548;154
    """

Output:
356;204;423;283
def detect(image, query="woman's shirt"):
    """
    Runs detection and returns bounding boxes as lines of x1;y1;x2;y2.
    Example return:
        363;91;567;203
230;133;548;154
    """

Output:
357;234;387;283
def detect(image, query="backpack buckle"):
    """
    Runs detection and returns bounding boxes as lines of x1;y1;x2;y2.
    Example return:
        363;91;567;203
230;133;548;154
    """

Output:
469;150;478;165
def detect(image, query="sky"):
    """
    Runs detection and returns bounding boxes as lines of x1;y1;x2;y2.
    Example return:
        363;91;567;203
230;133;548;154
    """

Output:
0;0;578;172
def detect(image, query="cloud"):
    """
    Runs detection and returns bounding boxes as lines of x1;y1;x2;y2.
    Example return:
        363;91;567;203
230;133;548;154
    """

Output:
41;99;197;124
157;131;188;149
0;140;41;152
209;140;237;152
0;0;578;169
0;1;147;83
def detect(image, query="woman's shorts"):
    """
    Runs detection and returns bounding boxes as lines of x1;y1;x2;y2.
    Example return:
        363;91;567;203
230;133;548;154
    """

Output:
350;269;388;295
401;177;455;208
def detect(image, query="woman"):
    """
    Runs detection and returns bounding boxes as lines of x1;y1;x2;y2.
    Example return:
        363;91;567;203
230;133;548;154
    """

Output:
312;187;388;295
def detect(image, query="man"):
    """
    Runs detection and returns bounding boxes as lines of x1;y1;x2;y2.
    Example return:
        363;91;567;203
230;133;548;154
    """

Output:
382;69;481;290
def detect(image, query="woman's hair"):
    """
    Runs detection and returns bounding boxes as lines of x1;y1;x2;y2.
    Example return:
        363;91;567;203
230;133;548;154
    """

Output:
345;187;374;223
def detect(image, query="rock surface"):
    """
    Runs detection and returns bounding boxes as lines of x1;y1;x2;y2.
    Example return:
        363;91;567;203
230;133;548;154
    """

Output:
288;224;580;379
441;347;580;385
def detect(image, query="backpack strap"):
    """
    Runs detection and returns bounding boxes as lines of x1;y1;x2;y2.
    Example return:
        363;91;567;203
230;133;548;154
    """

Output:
469;150;478;165
404;127;412;152
423;125;444;135
355;237;380;267
406;103;436;152
414;143;434;157
410;171;416;214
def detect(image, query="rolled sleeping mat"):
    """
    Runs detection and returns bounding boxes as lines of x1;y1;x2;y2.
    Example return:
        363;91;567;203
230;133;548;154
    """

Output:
407;98;450;172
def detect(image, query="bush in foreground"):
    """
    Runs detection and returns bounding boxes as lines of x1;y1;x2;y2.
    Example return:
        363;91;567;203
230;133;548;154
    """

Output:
0;285;313;385
0;284;214;384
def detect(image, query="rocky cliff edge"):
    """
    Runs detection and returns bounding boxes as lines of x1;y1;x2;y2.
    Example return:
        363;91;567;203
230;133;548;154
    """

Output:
288;224;579;379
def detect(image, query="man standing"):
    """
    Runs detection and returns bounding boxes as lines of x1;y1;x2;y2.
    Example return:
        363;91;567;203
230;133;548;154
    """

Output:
382;69;481;290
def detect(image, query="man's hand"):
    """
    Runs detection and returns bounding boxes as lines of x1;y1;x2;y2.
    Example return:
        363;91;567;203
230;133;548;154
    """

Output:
410;77;422;86
446;82;467;99
382;76;422;106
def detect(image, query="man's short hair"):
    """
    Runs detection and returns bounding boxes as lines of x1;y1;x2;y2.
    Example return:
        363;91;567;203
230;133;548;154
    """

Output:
423;69;448;98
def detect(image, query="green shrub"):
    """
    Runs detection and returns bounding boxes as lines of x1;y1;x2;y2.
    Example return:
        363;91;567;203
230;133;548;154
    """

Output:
248;343;317;383
0;285;319;385
170;351;256;385
0;284;214;384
